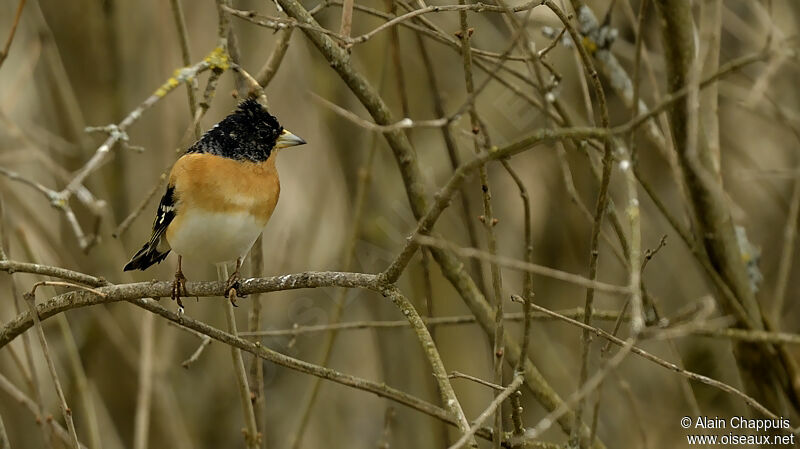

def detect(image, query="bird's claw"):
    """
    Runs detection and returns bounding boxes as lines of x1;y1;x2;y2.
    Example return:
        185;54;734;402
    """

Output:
225;273;246;307
227;288;239;307
172;270;187;312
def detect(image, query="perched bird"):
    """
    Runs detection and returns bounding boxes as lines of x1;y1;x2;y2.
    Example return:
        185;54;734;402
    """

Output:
123;98;306;310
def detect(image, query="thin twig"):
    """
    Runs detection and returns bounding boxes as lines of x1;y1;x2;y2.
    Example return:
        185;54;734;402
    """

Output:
218;264;260;449
0;237;53;446
528;302;782;422
0;373;87;449
502;160;534;442
55;315;102;449
30;281;107;298
0;260;108;287
182;336;212;369
339;0;354;37
133;313;155;449
168;0;201;138
448;371;504;391
0;0;27;69
240;308;624;337
414;235;629;295
773;168;800;321
23;291;81;449
20;238;103;449
448;376;524;449
542;3;615;446
310;92;448;131
0;413;9;449
415;32;487;296
247;235;266;448
0;166;96;251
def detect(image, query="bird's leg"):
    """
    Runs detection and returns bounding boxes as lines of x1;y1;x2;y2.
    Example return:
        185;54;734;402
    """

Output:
224;257;247;306
172;255;187;314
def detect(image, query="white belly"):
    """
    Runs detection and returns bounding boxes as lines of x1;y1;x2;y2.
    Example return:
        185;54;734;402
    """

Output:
167;210;265;263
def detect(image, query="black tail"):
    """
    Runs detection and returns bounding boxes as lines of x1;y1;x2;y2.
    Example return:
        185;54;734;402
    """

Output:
123;242;170;271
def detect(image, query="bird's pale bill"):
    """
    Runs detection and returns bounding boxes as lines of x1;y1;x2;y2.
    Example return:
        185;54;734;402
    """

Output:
275;129;306;149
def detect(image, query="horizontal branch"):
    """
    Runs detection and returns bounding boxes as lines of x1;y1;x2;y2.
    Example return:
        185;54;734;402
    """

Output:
0;271;378;349
239;308;625;337
0;260;109;287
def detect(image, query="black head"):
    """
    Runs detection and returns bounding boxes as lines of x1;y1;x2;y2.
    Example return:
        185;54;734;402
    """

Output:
187;99;303;162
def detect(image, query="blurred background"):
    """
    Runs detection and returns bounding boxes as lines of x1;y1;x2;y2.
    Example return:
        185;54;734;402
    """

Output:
1;0;800;447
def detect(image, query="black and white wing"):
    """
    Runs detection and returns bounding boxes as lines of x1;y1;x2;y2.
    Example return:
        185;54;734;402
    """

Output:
123;184;176;271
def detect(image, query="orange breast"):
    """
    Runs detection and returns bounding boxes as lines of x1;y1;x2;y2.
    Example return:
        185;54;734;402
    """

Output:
168;152;280;223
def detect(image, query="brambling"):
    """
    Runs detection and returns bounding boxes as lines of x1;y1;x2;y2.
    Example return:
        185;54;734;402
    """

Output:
123;98;306;311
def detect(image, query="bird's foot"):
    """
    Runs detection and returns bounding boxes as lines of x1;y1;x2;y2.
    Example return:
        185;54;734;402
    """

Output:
224;272;246;307
172;270;187;314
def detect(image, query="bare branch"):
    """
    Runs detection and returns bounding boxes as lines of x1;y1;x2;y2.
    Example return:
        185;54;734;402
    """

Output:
0;0;27;69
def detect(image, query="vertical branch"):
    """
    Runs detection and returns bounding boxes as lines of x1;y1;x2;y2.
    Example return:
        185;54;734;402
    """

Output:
542;4;614;447
56;316;102;449
628;0;648;160
415;34;487;296
4;225;55;448
218;265;261;449
133;313;155;449
482;171;505;449
23;291;81;449
0;197;7;262
168;0;201;138
773;171;800;322
339;0;354;37
0;0;27;70
248;236;267;449
589;1;650;443
0;412;9;449
386;0;409;121
455;4;505;447
503;160;534;444
697;0;722;172
214;0;231;52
